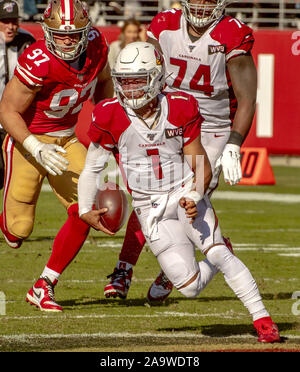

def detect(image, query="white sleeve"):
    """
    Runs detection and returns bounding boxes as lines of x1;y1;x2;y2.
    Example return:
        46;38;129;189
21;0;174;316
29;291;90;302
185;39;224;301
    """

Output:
78;142;110;217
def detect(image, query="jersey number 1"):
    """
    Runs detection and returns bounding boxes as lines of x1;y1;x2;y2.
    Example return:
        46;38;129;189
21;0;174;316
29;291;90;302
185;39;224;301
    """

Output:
146;149;163;180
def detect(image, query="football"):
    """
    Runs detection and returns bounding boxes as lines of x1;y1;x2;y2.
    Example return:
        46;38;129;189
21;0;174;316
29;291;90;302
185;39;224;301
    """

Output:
95;181;129;233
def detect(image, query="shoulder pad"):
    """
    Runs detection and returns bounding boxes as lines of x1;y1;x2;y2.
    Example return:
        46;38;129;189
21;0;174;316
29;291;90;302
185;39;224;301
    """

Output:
148;9;182;39
15;41;50;86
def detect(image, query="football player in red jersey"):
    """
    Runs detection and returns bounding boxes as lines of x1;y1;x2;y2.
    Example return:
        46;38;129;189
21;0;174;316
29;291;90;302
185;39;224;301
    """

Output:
79;42;280;343
103;1;280;342
0;0;113;312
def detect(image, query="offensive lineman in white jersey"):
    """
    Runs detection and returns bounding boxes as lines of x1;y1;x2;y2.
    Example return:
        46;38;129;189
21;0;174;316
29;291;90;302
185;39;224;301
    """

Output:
104;0;259;307
78;42;280;343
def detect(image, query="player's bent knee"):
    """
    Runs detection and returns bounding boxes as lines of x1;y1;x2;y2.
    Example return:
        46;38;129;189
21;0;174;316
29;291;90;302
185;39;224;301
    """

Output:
10;219;33;240
177;272;202;298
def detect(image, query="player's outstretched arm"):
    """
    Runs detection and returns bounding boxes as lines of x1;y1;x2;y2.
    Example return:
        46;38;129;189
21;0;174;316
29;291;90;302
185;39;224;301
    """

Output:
0;76;69;176
183;135;212;197
227;54;257;141
78;142;114;235
180;136;212;222
0;76;39;144
220;54;257;185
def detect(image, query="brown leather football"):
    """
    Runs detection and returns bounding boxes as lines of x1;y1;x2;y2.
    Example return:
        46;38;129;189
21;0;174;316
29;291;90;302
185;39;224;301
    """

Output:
95;182;129;233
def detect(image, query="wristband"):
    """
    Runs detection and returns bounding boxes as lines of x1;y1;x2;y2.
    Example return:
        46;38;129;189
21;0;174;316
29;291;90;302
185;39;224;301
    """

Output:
184;190;203;204
227;131;243;147
22;134;40;155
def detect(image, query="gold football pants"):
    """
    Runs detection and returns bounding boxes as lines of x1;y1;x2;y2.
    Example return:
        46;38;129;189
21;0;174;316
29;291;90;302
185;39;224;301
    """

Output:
2;133;87;240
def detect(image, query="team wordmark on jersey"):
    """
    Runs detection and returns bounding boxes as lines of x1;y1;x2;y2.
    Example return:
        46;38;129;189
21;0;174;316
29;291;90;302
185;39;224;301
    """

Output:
208;44;226;55
165;127;183;138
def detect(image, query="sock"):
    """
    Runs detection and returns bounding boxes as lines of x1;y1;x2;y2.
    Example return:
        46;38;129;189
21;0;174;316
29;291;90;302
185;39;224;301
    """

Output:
41;266;60;285
116;260;133;271
119;210;146;265
207;245;269;321
46;203;90;275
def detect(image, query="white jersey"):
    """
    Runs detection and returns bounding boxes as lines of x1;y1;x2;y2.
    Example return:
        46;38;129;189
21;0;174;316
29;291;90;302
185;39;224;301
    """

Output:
88;92;202;199
147;9;254;131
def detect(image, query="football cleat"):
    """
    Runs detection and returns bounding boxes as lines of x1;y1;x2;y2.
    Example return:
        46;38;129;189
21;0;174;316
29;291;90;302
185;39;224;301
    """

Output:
0;213;23;248
104;267;133;299
26;277;62;312
253;316;281;343
147;271;173;302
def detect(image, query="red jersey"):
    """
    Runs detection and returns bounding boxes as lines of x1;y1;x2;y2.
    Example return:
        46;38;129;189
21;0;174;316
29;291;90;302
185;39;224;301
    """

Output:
15;27;108;134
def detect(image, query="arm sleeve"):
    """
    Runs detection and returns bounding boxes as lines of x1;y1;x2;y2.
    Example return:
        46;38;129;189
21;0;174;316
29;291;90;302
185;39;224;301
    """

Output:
78;142;110;216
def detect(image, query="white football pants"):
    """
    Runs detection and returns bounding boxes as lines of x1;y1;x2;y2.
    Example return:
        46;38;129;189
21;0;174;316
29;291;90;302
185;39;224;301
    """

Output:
134;186;268;319
201;130;230;195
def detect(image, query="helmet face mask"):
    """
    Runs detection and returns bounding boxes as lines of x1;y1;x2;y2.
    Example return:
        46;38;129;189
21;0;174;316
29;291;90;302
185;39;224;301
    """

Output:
181;0;228;28
42;0;91;61
112;42;165;110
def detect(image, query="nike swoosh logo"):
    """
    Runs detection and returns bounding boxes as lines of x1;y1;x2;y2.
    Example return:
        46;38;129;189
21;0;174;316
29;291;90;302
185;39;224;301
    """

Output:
214;134;225;138
25;63;32;71
33;288;41;299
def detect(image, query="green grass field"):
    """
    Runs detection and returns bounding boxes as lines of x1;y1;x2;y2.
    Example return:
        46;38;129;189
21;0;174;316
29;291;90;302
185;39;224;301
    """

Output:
0;166;300;352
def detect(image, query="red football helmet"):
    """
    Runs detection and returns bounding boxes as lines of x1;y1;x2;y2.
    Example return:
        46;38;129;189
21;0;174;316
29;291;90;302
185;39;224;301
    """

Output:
42;0;91;60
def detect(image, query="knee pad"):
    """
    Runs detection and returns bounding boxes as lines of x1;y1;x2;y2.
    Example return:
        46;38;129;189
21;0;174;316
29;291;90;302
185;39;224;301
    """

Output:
206;244;246;277
10;218;33;240
178;272;202;298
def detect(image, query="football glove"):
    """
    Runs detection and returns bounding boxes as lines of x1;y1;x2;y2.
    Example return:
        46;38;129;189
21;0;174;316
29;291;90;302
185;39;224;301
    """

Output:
220;143;242;185
23;135;69;176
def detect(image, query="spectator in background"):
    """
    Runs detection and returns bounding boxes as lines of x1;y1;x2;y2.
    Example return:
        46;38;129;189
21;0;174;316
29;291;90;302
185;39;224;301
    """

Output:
124;1;142;19
108;18;143;68
0;0;35;189
23;0;38;21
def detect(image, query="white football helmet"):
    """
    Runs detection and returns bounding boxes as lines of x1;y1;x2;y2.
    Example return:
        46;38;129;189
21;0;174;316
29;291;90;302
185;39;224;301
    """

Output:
42;0;91;61
181;0;229;28
111;42;165;110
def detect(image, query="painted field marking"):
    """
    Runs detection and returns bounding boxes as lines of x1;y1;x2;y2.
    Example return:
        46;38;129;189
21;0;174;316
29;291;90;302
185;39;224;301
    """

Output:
1;311;298;321
1;332;300;342
212;191;300;203
41;183;300;204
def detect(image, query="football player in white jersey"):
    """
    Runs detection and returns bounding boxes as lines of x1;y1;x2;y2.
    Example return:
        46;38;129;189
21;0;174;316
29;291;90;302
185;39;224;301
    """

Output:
78;42;280;343
104;0;258;304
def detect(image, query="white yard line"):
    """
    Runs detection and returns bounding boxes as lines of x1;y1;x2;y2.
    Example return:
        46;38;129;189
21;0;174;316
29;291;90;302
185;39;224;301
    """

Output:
0;311;298;321
212;191;300;203
1;332;300;341
41;184;300;203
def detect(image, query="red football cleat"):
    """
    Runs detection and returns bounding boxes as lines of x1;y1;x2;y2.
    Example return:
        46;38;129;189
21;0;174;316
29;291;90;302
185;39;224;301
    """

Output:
26;277;62;312
253;316;281;343
104;267;133;299
147;271;173;302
